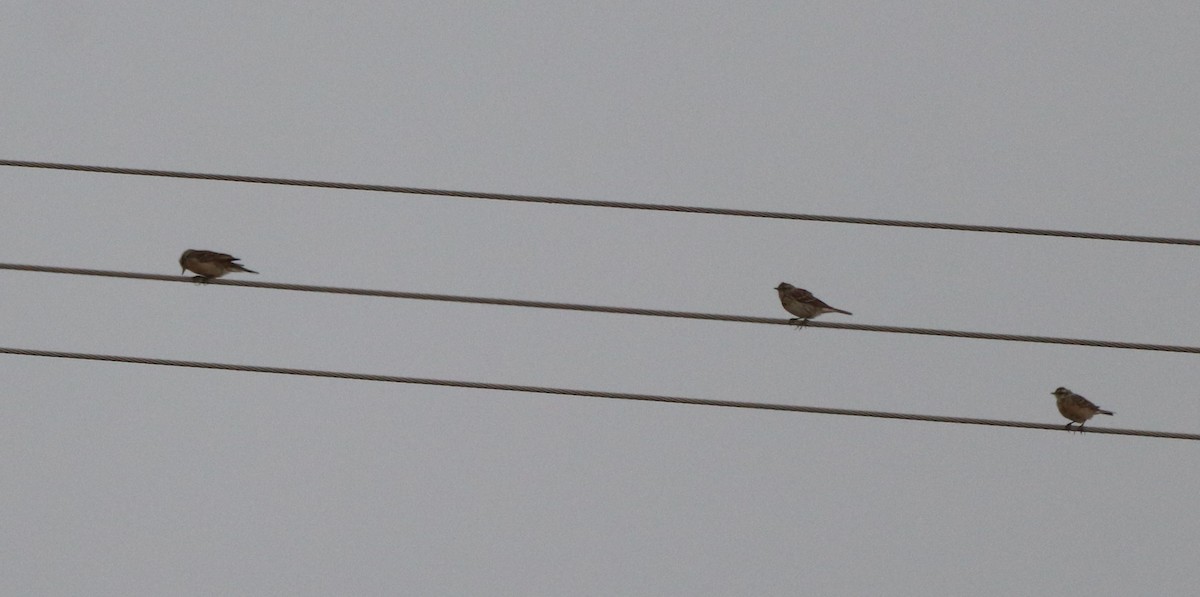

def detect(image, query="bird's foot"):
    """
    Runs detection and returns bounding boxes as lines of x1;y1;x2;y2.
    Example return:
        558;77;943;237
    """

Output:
789;318;810;331
191;275;211;285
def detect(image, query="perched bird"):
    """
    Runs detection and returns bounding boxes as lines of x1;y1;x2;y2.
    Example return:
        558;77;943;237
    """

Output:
1052;387;1113;432
775;282;852;328
179;249;258;282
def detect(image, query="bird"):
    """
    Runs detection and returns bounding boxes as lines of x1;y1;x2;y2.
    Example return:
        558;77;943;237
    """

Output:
774;282;852;328
1052;387;1113;432
179;249;258;282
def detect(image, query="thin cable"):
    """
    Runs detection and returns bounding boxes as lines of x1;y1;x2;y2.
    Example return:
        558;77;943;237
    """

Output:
3;159;1198;246
4;262;1199;355
2;345;1194;440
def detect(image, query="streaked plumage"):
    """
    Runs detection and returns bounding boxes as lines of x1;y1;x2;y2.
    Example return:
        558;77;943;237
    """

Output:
179;249;258;281
774;282;852;328
1052;386;1113;432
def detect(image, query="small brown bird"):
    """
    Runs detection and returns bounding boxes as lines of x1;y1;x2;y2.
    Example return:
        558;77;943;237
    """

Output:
1052;387;1114;432
775;282;852;328
179;249;258;282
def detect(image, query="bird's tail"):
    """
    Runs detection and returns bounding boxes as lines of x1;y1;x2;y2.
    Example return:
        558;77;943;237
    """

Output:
234;265;258;274
829;308;852;316
1098;409;1114;416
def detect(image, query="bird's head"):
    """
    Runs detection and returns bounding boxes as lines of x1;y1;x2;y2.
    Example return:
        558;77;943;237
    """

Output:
1052;387;1070;398
179;249;195;274
774;282;794;292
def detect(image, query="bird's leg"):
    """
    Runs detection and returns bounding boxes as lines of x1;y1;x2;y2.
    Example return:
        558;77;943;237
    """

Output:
789;317;810;331
1064;422;1075;432
191;275;211;285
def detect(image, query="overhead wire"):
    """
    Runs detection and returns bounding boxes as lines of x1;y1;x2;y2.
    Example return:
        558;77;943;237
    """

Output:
3;159;1199;246
4;163;1195;437
2;345;1194;441
3;262;1199;355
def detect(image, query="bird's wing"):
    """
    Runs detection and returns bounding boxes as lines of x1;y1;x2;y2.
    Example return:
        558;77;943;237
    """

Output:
791;288;836;308
1071;394;1101;411
193;250;237;263
786;287;816;301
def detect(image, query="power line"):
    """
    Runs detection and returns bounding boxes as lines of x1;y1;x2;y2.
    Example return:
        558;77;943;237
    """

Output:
5;262;1199;355
3;159;1198;247
2;345;1194;440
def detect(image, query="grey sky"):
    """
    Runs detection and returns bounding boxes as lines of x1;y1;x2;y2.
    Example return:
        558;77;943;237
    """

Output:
3;2;1199;595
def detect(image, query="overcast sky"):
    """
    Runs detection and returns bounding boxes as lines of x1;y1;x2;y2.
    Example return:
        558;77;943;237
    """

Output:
4;2;1200;595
